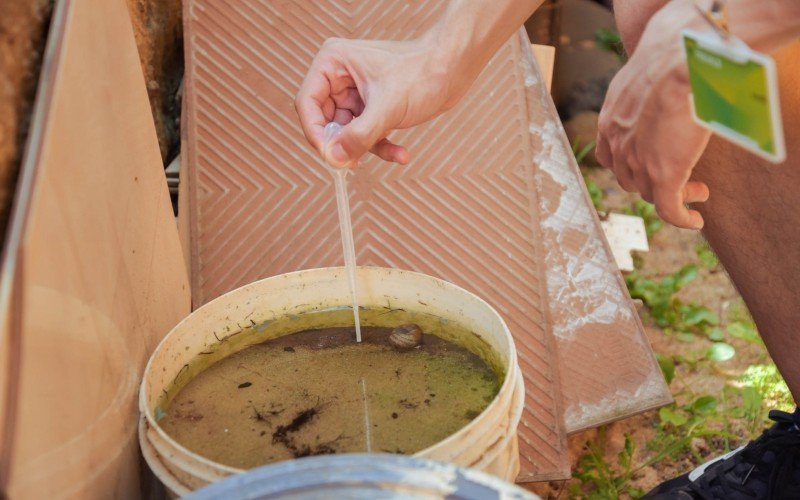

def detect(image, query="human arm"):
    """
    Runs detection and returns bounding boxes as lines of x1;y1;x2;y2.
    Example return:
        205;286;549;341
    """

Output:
597;0;800;229
294;0;543;167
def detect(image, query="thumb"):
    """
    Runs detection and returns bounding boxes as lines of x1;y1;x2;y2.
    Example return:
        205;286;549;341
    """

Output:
329;104;389;168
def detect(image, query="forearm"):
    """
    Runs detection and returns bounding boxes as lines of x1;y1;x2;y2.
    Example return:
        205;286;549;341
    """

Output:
422;0;543;103
728;0;800;54
630;0;800;90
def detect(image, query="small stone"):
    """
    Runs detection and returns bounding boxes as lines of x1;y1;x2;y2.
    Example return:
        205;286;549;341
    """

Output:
691;437;709;455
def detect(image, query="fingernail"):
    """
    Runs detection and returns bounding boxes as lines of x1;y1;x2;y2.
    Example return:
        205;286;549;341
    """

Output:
330;143;349;166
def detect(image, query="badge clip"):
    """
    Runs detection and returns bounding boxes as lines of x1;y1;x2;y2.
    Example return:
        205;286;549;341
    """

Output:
696;0;730;40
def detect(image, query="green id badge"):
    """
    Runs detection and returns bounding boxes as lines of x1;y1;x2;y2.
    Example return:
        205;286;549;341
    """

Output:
682;29;785;163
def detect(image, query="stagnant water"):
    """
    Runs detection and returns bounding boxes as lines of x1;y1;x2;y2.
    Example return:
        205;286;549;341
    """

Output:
158;310;501;470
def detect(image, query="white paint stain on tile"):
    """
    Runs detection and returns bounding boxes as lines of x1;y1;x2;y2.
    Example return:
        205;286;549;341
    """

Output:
570;369;669;428
529;118;636;341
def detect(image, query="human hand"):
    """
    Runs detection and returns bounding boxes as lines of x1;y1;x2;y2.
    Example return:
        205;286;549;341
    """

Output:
596;0;711;229
295;0;543;168
295;36;466;168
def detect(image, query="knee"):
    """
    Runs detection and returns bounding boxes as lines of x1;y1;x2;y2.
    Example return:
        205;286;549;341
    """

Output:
613;0;669;54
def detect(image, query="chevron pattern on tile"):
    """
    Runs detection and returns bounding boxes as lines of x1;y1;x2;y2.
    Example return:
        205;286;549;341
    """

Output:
185;0;569;480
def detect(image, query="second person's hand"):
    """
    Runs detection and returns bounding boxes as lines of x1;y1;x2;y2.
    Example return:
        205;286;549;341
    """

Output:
596;0;711;230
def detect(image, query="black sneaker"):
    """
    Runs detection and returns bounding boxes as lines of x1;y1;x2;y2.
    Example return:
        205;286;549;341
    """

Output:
643;408;800;499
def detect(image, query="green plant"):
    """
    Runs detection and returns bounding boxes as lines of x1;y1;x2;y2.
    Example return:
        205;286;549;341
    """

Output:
626;264;720;335
583;173;605;212
706;342;736;362
656;353;676;385
626;264;696;318
572;428;646;499
727;320;762;345
573;139;605;212
740;386;766;437
625;199;663;241
595;28;626;61
573;139;597;165
574;422;701;499
652;391;744;464
659;397;720;432
739;364;793;411
695;241;719;270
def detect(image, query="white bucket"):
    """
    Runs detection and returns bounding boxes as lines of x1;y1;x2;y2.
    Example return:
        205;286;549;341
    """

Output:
139;267;525;494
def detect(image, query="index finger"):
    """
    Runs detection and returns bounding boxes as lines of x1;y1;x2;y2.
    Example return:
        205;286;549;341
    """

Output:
295;61;333;153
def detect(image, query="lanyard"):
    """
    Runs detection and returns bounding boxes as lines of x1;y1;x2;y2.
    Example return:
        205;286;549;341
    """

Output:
696;0;730;39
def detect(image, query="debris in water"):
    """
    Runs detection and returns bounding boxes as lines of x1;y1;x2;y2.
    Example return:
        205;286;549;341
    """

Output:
238;382;252;389
273;407;318;441
158;317;500;469
271;405;340;458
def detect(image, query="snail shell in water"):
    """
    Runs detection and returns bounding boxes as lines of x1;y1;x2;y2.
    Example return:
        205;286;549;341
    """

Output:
389;324;423;350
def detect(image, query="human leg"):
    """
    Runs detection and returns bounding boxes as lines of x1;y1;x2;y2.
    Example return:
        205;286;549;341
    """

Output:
691;44;800;401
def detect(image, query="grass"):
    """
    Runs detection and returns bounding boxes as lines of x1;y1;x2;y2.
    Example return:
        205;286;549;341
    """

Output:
595;28;626;62
624;200;662;241
567;154;794;499
572;140;604;212
571;430;645;499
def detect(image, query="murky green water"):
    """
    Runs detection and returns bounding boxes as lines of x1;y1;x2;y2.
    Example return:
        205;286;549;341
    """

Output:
158;308;502;469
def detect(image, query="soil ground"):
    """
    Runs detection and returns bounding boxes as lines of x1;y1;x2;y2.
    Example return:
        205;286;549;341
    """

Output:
0;0;182;250
0;0;52;245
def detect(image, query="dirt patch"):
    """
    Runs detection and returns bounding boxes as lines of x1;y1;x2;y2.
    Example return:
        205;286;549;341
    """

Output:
0;1;183;249
125;0;184;163
0;0;53;246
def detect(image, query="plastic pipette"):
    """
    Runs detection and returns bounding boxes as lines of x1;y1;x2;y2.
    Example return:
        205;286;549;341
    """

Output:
323;122;362;343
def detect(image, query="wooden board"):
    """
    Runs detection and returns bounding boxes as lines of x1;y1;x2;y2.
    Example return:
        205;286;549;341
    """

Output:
531;44;556;93
0;0;191;496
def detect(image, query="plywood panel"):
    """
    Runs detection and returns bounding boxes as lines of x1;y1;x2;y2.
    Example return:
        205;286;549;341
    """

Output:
531;44;556;92
0;0;191;496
